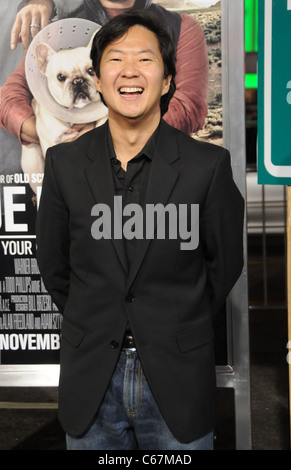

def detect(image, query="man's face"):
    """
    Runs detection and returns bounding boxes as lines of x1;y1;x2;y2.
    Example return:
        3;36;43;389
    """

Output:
94;25;171;124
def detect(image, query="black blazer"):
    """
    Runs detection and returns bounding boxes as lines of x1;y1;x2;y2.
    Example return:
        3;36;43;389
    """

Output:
36;119;244;443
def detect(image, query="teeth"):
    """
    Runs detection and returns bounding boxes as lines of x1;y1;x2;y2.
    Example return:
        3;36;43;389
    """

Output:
120;87;143;94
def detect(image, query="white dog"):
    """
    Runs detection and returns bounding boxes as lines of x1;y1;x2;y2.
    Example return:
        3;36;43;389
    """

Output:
22;35;108;193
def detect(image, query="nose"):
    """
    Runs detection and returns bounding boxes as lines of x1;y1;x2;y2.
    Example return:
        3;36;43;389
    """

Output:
121;59;139;78
73;77;85;85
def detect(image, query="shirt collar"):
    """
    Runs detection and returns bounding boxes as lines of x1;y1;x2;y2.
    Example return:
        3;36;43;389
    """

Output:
107;121;160;163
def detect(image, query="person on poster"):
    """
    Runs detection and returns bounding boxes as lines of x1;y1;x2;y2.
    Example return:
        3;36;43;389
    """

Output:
0;1;25;177
36;11;244;450
0;0;209;146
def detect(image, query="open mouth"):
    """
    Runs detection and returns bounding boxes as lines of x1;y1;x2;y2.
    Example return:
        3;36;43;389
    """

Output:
119;87;144;96
76;91;89;101
72;80;90;104
72;90;91;108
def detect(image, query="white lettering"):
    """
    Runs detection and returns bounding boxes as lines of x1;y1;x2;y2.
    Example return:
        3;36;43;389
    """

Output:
1;240;32;256
0;333;61;350
3;187;28;232
287;341;291;364
287;80;291;104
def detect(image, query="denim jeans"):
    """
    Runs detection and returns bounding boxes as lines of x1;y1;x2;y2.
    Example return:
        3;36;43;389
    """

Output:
66;350;213;450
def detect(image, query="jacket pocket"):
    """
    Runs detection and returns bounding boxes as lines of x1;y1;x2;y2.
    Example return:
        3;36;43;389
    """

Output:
176;319;214;353
61;318;85;348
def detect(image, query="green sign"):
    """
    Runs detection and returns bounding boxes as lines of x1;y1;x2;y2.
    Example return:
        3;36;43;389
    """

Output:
245;0;258;53
258;0;291;184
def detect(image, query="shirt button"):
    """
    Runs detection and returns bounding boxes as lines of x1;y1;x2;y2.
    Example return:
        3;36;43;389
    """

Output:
126;293;135;303
110;340;119;349
128;186;134;192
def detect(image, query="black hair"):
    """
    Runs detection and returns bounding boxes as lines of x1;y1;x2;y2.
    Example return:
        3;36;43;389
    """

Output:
90;10;176;115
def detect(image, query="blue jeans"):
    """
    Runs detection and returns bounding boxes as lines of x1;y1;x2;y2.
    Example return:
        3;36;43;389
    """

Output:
66;351;213;450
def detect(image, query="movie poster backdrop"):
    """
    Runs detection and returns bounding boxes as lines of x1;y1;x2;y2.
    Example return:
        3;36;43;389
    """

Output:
0;0;223;366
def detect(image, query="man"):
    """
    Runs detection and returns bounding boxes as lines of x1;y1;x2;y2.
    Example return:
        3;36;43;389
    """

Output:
0;0;208;142
36;11;244;450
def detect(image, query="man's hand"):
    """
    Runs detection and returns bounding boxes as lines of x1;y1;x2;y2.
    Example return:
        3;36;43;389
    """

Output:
20;115;39;144
11;0;54;51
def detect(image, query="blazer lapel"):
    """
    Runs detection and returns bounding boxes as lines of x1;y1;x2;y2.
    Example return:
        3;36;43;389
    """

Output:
84;124;128;274
126;120;180;291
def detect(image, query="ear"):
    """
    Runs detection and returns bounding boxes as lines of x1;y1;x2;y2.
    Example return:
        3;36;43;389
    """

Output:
87;28;101;49
35;42;56;74
94;73;102;93
161;75;172;96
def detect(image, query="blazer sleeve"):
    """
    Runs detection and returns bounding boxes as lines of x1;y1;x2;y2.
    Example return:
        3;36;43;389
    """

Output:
36;148;70;314
200;148;245;317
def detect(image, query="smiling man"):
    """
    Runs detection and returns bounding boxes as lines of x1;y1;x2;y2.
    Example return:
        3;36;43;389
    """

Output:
93;21;172;169
36;11;244;450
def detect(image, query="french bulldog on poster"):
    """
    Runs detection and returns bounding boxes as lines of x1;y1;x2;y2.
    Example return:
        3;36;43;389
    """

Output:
22;32;107;193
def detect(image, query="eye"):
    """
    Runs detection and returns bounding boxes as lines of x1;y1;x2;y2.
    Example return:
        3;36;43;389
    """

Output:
57;73;66;82
87;67;95;76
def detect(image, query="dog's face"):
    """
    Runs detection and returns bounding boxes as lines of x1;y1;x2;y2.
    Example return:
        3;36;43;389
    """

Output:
35;38;99;109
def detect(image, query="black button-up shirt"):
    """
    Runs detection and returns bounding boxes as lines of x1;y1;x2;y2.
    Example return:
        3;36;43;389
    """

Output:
107;125;159;340
107;125;159;265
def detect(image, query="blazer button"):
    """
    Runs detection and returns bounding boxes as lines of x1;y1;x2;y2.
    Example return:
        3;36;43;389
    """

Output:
126;293;135;303
110;340;119;349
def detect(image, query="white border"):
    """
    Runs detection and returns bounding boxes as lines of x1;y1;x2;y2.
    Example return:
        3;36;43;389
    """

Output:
264;0;291;176
0;364;59;386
